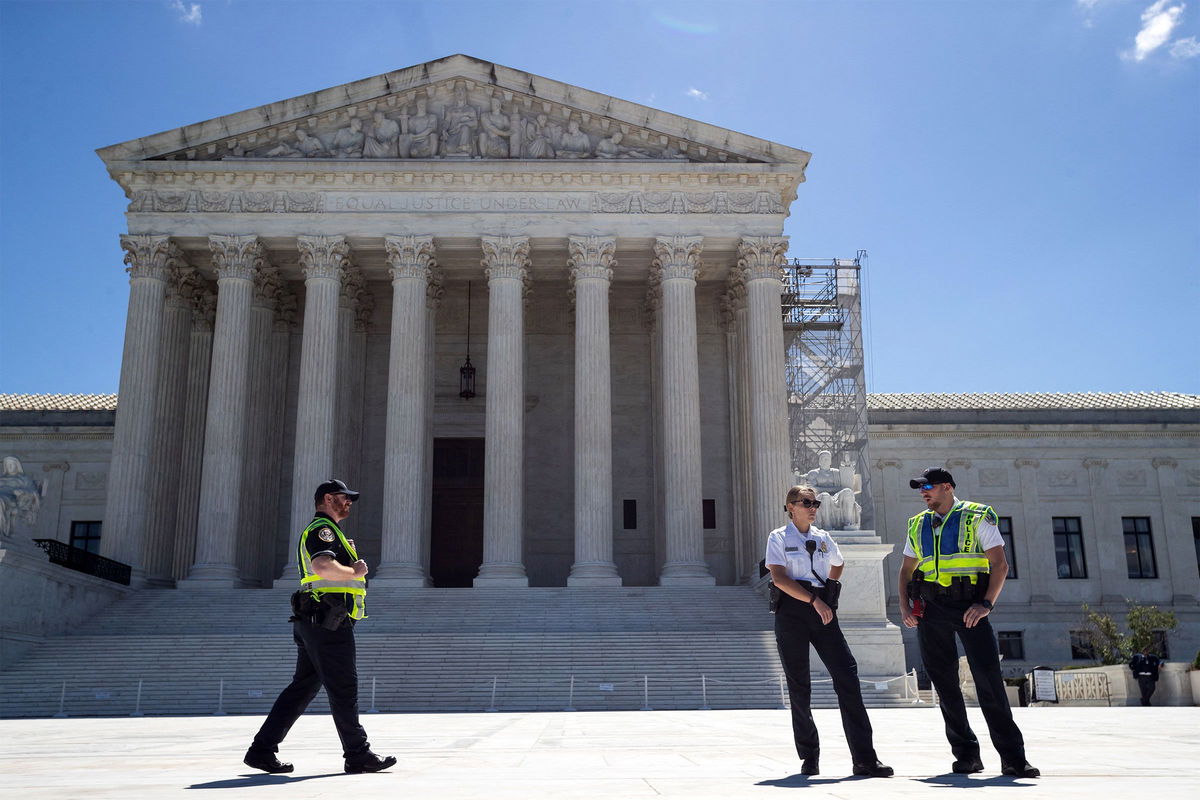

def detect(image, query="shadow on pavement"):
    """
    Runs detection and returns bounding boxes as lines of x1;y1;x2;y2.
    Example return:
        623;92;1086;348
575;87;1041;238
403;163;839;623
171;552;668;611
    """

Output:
756;773;877;787
917;774;1034;788
187;772;345;789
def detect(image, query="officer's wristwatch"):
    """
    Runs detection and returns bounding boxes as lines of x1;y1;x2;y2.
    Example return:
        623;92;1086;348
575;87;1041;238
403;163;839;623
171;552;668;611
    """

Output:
980;599;993;610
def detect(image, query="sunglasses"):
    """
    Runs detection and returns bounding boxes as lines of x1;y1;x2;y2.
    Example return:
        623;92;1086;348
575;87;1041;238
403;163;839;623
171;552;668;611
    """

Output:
791;498;821;509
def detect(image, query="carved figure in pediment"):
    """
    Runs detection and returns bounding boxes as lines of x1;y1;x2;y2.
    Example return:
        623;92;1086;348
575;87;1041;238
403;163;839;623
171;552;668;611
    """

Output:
558;119;593;158
596;131;652;159
260;128;324;158
523;114;556;159
440;83;478;157
329;117;365;158
478;96;513;158
364;111;401;159
403;96;440;158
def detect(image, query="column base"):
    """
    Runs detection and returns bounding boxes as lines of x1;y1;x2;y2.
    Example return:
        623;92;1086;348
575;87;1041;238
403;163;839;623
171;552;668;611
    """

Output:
272;563;300;589
658;561;716;586
474;562;529;587
370;563;432;588
567;561;622;587
177;563;240;589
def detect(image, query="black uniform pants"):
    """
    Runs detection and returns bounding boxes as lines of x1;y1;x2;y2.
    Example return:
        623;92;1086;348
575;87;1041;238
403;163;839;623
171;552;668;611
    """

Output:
774;595;878;763
917;599;1025;764
1136;676;1157;706
250;618;370;759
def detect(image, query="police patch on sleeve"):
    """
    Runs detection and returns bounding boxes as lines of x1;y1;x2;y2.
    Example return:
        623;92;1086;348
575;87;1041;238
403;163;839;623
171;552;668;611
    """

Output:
317;527;336;543
984;507;999;525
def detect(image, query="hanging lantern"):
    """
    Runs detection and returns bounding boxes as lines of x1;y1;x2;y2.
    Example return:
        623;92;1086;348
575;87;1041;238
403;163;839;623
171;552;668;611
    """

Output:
459;281;476;399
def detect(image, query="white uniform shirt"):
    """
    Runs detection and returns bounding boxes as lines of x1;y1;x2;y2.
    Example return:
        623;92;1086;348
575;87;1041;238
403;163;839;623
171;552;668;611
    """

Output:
901;497;1004;558
764;521;844;586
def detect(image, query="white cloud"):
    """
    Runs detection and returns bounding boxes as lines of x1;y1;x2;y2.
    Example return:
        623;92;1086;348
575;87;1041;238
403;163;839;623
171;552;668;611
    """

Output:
1123;0;1185;61
170;0;203;26
685;87;709;101
1169;34;1200;57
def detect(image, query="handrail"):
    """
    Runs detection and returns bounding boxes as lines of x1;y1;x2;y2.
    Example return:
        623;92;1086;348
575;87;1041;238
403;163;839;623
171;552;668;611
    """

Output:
31;539;131;586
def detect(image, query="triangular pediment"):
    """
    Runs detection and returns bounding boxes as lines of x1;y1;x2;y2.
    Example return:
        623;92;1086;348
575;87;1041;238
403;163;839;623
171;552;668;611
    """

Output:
97;55;809;170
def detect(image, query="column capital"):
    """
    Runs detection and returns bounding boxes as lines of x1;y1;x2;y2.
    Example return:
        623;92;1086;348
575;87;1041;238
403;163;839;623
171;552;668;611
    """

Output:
719;267;748;328
1083;458;1109;470
877;459;902;470
208;234;265;281
297;235;349;281
120;234;183;281
652;235;704;281
166;265;200;309
736;235;789;281
481;235;530;281
273;292;299;333
252;266;286;311
384;234;437;280
42;462;71;473
946;458;971;470
1014;458;1040;469
567;235;617;283
340;263;375;333
426;267;446;310
1152;457;1178;469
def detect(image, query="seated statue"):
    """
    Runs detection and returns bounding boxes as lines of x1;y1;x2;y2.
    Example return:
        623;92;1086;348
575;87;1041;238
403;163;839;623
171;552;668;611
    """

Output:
802;449;861;530
0;456;41;540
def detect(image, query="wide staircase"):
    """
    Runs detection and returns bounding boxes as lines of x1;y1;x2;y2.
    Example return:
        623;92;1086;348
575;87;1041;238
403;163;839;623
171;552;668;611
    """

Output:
0;587;920;718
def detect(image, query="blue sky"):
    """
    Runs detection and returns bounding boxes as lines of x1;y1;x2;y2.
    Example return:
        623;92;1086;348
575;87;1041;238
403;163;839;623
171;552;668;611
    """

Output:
1;0;1197;394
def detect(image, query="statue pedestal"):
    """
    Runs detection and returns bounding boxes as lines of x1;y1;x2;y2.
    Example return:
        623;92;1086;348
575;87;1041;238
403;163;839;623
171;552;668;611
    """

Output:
830;530;905;676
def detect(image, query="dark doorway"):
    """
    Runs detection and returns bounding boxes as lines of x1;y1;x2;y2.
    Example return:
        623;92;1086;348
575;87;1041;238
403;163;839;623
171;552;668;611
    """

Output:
429;437;485;587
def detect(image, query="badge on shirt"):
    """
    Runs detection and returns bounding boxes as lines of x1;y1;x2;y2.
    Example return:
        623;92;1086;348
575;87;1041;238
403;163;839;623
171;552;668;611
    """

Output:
317;527;336;543
819;541;828;554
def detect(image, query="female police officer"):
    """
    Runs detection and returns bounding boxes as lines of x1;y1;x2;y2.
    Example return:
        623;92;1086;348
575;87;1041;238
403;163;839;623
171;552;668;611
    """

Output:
765;484;893;778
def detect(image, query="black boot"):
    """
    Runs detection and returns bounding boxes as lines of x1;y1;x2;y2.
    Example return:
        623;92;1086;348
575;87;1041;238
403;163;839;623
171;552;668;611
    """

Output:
852;759;894;778
344;751;397;774
1001;760;1041;778
243;749;293;774
952;757;984;774
800;750;820;775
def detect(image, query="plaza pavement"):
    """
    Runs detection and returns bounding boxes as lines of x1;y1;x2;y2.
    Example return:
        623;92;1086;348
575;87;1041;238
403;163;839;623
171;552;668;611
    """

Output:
2;706;1197;799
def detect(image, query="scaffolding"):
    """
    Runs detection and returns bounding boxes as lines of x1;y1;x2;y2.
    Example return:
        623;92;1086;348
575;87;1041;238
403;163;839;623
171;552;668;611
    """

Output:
782;251;874;530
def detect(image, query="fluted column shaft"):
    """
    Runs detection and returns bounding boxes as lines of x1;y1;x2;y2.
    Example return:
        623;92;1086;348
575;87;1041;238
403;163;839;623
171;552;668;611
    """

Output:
377;235;436;585
420;272;443;573
100;235;177;581
282;235;348;580
475;236;530;586
654;236;715;586
568;236;621;586
184;235;262;586
739;237;793;558
142;275;195;586
172;297;214;579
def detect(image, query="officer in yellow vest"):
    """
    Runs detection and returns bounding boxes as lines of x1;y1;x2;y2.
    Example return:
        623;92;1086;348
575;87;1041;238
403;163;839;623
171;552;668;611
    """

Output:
896;468;1040;779
244;479;396;775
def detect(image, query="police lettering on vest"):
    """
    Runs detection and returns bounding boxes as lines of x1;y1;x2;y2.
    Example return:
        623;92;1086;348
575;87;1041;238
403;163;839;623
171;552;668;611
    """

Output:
905;501;997;586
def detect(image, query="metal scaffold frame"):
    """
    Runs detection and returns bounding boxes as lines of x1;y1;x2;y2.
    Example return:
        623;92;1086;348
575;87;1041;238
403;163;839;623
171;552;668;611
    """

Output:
782;251;873;530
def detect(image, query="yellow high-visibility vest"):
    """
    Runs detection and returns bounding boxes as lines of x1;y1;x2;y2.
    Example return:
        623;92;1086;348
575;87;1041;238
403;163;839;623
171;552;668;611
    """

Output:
297;517;366;620
906;501;995;586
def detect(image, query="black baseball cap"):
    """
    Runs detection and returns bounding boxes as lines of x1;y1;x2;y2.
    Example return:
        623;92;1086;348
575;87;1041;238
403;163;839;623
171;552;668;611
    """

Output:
314;478;361;504
909;468;956;489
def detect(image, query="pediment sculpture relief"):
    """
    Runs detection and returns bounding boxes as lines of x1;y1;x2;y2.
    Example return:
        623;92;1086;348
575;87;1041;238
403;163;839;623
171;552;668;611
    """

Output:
165;81;725;163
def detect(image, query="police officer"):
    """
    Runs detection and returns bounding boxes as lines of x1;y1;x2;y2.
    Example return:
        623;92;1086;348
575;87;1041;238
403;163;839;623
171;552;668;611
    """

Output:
244;479;396;775
1128;646;1163;706
766;484;893;778
896;468;1039;778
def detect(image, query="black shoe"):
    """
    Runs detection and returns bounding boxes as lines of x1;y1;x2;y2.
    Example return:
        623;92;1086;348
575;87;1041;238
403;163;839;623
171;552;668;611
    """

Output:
243;749;293;774
1001;761;1041;778
852;760;894;778
344;751;397;774
952;758;984;774
800;752;820;775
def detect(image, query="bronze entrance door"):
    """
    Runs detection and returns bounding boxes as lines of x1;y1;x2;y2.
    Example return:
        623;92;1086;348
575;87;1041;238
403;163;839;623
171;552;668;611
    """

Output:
429;437;485;587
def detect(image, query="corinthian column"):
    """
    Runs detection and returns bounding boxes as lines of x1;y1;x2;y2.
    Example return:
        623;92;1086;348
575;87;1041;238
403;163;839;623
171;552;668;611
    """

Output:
375;235;437;586
172;284;215;579
567;236;621;586
143;266;201;586
738;236;793;558
100;234;180;581
182;235;263;586
279;235;348;582
475;235;530;587
654;235;715;586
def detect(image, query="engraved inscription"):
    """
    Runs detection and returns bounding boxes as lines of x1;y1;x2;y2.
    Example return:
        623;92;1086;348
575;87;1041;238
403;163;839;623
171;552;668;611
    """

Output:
326;192;591;213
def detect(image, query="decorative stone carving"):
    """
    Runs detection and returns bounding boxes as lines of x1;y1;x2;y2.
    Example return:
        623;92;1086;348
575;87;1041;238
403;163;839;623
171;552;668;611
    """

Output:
0;456;42;540
252;266;285;311
364;111;401;159
330;117;365;159
1117;470;1146;487
297;235;349;281
557;119;593;159
736;236;788;281
384;235;437;280
478;95;514;159
1184;469;1200;488
567;235;616;283
208;235;265;281
261;127;327;158
440;82;479;157
798;449;861;531
652;236;704;282
523;114;557;159
718;266;746;329
1048;470;1077;487
404;95;440;158
1151;458;1178;469
76;471;107;491
481;235;531;282
979;468;1009;488
120;234;182;281
1014;458;1040;469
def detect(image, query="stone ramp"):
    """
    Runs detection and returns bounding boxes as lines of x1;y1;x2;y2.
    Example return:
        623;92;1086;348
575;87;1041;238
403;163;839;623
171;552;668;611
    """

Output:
0;587;921;717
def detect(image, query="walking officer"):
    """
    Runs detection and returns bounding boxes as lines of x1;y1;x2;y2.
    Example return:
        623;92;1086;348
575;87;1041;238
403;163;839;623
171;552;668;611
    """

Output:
244;479;396;775
896;468;1039;778
766;484;893;778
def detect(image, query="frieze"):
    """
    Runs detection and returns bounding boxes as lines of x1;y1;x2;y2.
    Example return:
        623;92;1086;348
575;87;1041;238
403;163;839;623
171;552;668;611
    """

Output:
128;189;786;215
